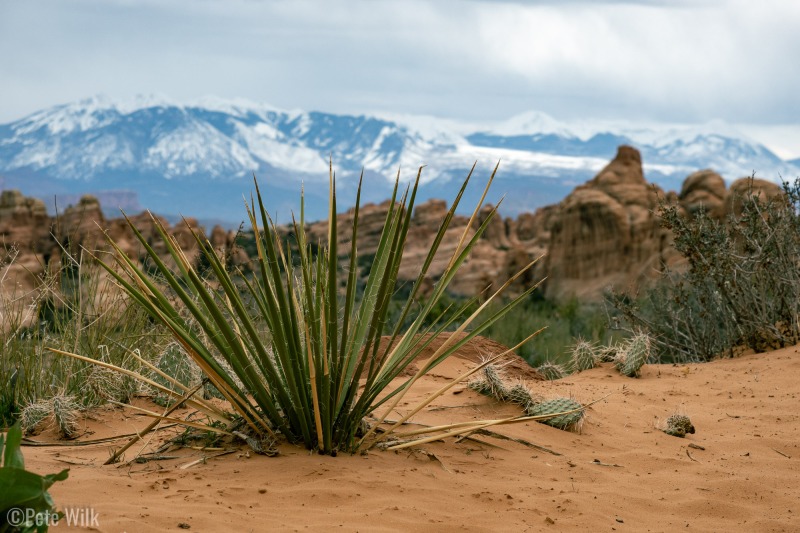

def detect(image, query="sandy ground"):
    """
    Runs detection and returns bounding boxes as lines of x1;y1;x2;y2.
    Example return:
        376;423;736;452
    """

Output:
21;339;800;532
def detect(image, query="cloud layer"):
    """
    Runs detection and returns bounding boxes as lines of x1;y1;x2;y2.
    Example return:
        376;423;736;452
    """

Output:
1;0;798;154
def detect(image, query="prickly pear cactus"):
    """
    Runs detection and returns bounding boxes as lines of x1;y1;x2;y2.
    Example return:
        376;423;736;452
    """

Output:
525;397;585;432
597;343;620;363
468;364;541;411
467;378;493;397
537;361;566;381
616;333;651;377
663;414;695;438
570;340;598;373
468;364;509;400
505;381;538;409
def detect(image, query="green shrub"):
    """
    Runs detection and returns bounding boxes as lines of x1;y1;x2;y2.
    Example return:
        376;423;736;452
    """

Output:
611;177;800;362
0;422;69;532
1;249;170;427
477;296;619;367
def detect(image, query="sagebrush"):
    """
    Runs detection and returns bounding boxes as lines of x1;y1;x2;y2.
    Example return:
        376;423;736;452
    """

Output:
611;177;800;362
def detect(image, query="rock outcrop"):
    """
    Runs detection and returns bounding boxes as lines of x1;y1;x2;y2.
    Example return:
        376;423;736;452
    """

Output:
0;192;209;331
0;191;53;322
536;149;786;300
0;190;51;254
725;177;784;216
679;169;727;218
542;146;675;299
1;146;789;327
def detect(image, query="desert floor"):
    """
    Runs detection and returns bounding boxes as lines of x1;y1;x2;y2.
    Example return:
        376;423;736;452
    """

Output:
23;340;800;532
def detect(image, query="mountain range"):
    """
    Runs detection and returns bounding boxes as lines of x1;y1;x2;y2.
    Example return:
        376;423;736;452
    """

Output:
1;95;797;225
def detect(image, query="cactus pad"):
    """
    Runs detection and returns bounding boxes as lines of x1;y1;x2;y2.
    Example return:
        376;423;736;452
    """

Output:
597;344;620;363
526;396;585;432
616;333;651;377
537;361;566;381
570;340;599;372
663;414;695;438
505;381;539;409
468;364;509;401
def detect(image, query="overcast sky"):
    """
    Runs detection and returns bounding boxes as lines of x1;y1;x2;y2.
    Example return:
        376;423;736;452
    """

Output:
1;0;798;157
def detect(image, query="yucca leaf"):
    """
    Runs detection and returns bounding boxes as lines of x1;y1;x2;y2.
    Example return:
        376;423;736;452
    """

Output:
184;234;291;433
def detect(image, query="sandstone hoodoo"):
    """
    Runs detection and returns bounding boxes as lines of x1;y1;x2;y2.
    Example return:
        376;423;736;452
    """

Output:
542;145;675;300
0;190;53;308
679;169;727;219
725;176;784;216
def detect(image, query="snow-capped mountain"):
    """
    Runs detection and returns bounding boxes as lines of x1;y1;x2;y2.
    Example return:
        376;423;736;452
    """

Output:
0;95;797;224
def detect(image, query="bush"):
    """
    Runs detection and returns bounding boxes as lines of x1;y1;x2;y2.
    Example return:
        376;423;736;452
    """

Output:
1;248;170;428
478;295;619;367
611;177;800;362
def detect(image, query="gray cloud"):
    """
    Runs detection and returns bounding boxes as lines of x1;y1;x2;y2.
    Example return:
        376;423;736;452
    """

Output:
1;0;798;154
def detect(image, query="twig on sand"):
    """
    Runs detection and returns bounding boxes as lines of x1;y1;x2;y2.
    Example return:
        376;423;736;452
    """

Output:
686;449;699;462
106;383;204;465
591;459;622;467
408;449;452;473
53;457;96;466
772;448;791;459
427;404;484;412
371;417;428;428
132;454;181;463
377;418;505;449
21;424;179;447
179;450;236;470
380;417;554;453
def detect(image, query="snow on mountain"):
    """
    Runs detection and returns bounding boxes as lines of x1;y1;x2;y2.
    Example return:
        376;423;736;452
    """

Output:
487;110;578;139
0;95;797;223
470;112;795;184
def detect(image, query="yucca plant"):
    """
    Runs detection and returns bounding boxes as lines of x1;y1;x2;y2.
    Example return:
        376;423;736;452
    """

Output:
52;164;546;454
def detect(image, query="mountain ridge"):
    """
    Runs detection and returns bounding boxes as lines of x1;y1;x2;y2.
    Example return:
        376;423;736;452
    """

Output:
1;95;797;224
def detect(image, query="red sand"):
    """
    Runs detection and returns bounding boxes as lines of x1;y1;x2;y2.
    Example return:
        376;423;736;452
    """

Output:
23;341;800;532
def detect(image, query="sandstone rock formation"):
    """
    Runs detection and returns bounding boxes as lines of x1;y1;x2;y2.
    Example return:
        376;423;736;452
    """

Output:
0;192;209;331
0;190;54;328
536;150;786;300
542;146;676;300
1;145;789;328
0;190;51;254
725;177;784;216
679;169;727;219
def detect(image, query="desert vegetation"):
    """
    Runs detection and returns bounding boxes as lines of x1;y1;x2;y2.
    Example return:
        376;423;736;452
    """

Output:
4;172;797;442
0;242;612;436
1;144;797;530
1;248;165;430
41;165;598;457
611;177;800;362
0;422;68;531
0;167;619;444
